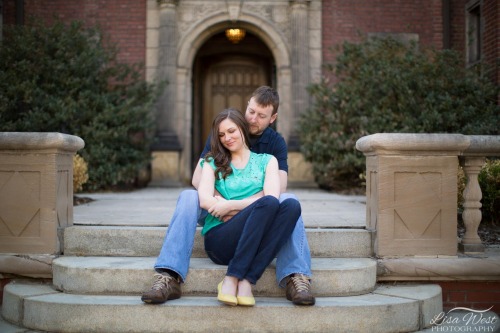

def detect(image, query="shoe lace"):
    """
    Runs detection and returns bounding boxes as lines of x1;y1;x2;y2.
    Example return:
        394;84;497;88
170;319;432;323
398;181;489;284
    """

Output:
290;274;311;293
151;273;174;291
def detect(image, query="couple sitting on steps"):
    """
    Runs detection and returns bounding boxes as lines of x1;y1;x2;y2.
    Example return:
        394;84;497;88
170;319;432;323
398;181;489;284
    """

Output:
141;86;315;307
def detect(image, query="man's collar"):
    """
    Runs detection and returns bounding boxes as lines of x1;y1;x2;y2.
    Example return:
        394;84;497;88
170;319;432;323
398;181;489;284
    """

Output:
253;127;274;143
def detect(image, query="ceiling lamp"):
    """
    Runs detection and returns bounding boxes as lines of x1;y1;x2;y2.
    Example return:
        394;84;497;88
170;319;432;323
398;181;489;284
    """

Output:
225;28;246;44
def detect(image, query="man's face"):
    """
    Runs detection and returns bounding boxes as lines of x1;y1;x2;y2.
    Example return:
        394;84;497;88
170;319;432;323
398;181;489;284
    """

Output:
244;97;277;136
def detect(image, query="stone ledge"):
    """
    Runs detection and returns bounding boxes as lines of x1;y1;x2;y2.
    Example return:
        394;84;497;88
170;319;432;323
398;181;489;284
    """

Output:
0;132;84;152
377;248;500;281
463;135;500;156
356;133;470;156
0;254;55;278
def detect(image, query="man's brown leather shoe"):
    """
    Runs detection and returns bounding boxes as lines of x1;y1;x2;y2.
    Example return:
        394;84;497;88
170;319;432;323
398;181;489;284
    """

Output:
285;274;315;306
141;273;181;304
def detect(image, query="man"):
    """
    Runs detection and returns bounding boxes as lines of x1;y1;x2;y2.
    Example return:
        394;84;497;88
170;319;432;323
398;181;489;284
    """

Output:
141;86;315;306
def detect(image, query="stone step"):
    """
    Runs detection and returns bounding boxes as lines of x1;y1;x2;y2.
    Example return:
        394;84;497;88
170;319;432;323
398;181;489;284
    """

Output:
52;257;377;297
3;282;442;333
63;226;372;258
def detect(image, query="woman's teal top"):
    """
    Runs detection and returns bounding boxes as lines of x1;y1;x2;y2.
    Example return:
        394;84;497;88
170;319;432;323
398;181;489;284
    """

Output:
201;152;272;235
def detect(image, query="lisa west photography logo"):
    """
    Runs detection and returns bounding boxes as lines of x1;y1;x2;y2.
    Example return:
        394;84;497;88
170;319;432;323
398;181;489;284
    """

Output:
430;306;499;332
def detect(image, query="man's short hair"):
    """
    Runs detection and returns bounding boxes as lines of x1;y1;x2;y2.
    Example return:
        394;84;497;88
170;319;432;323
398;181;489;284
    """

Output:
251;86;279;115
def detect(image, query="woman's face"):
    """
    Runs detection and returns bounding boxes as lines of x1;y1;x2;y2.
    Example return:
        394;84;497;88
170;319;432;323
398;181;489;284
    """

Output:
218;118;245;152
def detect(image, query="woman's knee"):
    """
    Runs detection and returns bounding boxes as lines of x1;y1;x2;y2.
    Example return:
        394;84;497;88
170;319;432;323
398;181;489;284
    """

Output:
281;198;301;216
259;195;280;210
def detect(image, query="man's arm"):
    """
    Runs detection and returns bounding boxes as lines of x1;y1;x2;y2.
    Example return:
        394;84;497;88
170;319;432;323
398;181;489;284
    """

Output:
191;159;203;189
279;170;287;193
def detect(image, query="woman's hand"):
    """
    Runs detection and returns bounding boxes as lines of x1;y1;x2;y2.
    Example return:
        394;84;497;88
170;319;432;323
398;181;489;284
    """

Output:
208;196;233;220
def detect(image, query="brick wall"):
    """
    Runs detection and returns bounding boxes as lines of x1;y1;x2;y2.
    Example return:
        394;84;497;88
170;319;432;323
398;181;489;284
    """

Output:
379;281;500;316
448;0;499;86
322;0;499;98
2;0;147;77
449;0;466;54
322;0;444;66
482;0;499;86
438;281;500;314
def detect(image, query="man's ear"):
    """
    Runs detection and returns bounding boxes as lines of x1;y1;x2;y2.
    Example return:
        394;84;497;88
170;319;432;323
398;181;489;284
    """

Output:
269;113;278;124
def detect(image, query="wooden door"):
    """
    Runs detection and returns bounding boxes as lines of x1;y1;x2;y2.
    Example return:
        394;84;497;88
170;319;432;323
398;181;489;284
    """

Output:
201;56;269;147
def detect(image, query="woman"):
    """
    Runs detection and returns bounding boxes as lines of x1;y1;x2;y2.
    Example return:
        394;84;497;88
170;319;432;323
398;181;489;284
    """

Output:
198;108;301;307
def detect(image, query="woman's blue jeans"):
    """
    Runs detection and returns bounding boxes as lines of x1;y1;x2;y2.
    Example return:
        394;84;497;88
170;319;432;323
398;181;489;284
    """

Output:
154;190;312;286
203;196;301;284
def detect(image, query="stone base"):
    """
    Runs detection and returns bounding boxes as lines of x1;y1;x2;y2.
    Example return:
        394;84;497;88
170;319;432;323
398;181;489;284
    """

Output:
0;254;54;278
287;152;314;184
150;151;182;186
459;242;485;254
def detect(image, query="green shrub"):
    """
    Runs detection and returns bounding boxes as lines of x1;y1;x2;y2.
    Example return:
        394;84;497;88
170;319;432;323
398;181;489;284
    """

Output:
0;20;164;191
478;159;500;224
299;37;499;190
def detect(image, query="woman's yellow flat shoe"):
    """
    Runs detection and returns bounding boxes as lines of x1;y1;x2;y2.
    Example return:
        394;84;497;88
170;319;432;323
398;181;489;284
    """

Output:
236;295;255;307
217;281;238;306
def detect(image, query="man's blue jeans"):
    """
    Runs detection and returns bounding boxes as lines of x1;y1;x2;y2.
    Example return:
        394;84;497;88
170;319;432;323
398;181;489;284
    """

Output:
154;189;312;287
203;196;300;284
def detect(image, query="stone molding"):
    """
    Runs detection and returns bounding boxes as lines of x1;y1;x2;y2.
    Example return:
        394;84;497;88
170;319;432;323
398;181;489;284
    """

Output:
377;248;500;281
0;132;85;152
356;133;470;156
463;135;500;156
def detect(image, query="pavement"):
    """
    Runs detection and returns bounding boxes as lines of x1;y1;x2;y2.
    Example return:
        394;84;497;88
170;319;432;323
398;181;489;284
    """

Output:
73;187;367;228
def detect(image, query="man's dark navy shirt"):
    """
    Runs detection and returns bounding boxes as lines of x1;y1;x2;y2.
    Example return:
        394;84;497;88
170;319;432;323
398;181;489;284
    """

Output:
200;127;288;173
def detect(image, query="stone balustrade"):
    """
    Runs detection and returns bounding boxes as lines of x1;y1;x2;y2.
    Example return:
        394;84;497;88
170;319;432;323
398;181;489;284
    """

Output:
1;131;497;279
0;132;84;277
459;136;500;253
356;133;500;258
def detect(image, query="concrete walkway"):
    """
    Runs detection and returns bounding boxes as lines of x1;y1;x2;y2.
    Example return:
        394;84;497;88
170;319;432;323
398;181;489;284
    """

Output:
74;187;367;228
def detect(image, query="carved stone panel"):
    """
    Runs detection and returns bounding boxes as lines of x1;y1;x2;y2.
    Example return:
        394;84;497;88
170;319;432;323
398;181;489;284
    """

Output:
369;155;458;257
0;132;83;255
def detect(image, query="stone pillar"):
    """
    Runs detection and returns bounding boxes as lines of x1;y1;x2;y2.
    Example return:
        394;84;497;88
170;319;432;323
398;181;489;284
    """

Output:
289;0;310;148
150;0;182;185
154;0;180;150
0;132;84;276
356;133;470;257
459;156;485;253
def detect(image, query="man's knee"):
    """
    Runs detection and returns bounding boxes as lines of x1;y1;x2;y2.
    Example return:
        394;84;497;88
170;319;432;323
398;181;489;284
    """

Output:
279;192;297;202
178;189;199;205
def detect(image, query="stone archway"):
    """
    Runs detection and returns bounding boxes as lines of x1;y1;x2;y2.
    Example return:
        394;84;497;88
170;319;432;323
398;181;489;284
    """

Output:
175;14;292;181
147;0;318;185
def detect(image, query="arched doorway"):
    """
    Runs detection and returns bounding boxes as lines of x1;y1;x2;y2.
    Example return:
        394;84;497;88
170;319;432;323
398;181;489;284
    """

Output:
192;31;275;167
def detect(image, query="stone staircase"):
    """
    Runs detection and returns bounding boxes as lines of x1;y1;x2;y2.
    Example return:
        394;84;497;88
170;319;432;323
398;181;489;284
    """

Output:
1;189;442;332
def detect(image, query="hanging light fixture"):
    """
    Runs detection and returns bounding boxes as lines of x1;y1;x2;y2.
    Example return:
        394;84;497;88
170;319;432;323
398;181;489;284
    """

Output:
225;28;246;44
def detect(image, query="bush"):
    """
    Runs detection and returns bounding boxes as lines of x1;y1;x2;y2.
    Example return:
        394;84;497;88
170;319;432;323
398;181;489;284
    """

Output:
478;159;500;224
299;37;499;191
0;20;164;191
73;154;89;193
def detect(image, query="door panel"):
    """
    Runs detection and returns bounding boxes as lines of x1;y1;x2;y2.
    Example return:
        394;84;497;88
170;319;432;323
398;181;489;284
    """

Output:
201;57;269;148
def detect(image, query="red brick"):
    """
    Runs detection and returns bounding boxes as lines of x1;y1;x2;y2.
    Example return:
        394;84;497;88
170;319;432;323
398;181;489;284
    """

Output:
467;291;500;303
447;291;466;302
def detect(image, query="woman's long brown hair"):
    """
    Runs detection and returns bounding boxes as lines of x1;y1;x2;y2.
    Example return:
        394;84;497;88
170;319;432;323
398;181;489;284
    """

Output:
204;108;251;180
